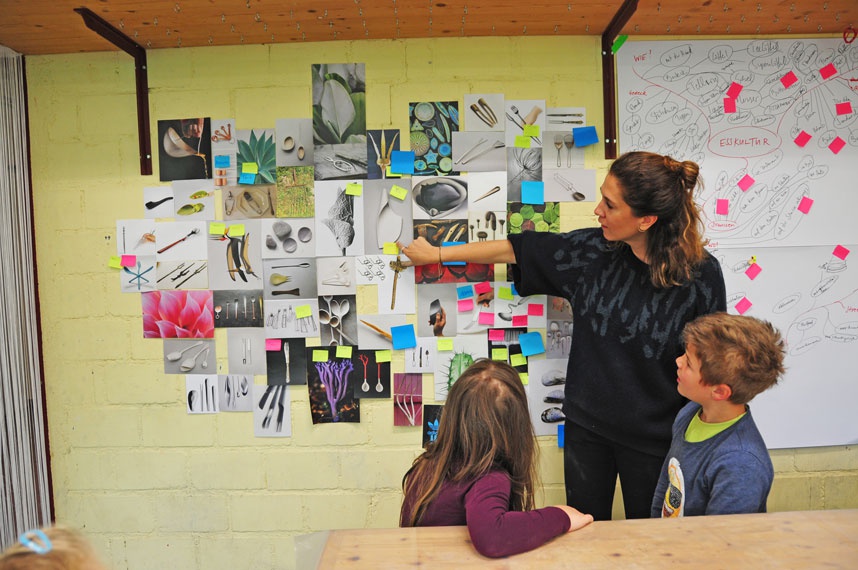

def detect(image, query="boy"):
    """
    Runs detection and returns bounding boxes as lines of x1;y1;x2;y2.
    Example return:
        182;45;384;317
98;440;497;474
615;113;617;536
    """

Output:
652;312;785;518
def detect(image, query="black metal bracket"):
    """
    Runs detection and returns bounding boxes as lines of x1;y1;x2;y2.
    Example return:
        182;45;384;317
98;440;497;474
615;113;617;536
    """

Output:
74;7;152;175
601;0;638;160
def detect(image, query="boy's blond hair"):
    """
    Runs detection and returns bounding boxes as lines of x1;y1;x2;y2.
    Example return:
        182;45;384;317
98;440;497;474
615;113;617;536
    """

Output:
682;312;785;405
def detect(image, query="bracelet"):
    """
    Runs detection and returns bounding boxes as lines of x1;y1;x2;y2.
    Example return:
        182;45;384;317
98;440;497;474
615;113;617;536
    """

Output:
438;246;443;270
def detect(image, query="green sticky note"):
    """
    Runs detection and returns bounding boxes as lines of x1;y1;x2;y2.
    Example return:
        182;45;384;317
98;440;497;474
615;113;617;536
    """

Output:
498;286;514;300
313;349;329;362
336;345;353;358
523;124;540;137
108;255;122;269
385;165;401;179
346;182;363;196
510;353;527;367
227;224;245;237
383;242;400;255
390;185;408;200
492;348;509;361
514;135;531;148
375;350;392;363
611;34;629;54
437;338;454;351
209;222;226;235
519;372;529;385
242;162;258;174
295;304;312;319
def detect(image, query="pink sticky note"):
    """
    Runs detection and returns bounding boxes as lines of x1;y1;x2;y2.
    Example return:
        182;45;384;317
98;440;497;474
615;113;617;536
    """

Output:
478;312;495;326
833;245;850;260
745;263;762;280
512;315;528;327
797;196;814;214
716;198;729;215
726;82;743;98
737;174;755;191
819;63;837;80
266;338;281;351
735;297;752;315
120;254;137;267
457;298;474;312
836;102;853;116
527;303;544;316
780;71;798;88
723;98;736;114
488;329;506;342
794;130;812;147
829;136;846;154
473;281;492;294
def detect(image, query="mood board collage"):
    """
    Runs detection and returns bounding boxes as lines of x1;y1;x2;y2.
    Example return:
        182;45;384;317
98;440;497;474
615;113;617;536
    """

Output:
114;62;599;441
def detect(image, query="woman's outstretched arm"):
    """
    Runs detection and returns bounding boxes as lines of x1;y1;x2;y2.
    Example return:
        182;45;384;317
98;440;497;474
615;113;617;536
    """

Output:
398;237;515;266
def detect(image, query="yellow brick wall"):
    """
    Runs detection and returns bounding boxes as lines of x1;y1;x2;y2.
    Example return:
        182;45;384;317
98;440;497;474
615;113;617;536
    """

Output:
23;37;857;570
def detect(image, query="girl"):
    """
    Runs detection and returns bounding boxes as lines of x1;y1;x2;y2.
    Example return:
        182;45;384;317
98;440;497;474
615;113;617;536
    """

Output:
0;526;107;570
400;359;592;558
400;152;727;520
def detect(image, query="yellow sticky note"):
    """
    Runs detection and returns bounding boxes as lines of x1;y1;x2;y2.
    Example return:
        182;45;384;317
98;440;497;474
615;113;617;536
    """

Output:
346;182;363;196
437;338;454;351
313;349;329;362
390;185;408;200
519;372;529;385
492;348;509;361
385;165;401;179
227;224;245;237
242;162;258;174
108;255;122;269
383;242;400;255
510;353;527;367
209;222;226;235
295;304;312;319
522;124;540;137
498;286;514;300
375;350;392;363
514;135;531;148
336;345;353;358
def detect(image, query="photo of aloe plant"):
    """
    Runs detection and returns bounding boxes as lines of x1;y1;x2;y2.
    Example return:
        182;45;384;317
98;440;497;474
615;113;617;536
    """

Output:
236;129;277;184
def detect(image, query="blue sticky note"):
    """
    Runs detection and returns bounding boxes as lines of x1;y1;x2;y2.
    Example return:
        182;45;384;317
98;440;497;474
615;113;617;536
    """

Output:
391;324;417;350
510;283;519;297
214;155;231;168
441;241;466;266
238;172;255;184
521;181;545;205
572;126;599;147
390;150;415;174
457;285;475;299
518;331;545;357
558;424;564;448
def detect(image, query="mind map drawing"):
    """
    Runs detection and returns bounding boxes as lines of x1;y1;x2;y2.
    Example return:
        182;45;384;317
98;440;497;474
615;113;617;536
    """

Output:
618;39;858;248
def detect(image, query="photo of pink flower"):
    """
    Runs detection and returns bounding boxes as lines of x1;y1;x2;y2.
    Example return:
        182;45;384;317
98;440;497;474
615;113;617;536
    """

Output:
142;290;214;338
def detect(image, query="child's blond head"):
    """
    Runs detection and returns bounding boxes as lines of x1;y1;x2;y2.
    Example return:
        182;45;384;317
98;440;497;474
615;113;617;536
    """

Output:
0;527;106;570
683;312;785;405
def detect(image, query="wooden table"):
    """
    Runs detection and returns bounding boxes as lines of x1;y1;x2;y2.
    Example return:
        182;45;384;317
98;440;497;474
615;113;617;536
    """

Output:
315;509;858;569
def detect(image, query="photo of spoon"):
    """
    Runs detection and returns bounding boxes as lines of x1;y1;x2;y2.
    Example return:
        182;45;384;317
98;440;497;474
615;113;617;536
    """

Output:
145;196;173;210
180;345;210;372
554;134;563;167
166;341;204;362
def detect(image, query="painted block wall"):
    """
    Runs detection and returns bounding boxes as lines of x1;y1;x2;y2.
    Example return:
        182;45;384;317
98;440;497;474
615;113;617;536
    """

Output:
22;37;857;570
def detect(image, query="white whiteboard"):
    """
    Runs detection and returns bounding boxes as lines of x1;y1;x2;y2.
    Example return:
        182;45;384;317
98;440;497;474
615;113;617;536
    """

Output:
617;39;858;448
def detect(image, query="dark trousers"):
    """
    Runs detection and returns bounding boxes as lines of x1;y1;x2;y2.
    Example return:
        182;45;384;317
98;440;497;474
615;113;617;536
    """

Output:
564;421;666;521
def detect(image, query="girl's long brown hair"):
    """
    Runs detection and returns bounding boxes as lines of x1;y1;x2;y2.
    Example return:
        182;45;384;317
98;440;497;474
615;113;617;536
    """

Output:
401;359;538;527
609;151;707;287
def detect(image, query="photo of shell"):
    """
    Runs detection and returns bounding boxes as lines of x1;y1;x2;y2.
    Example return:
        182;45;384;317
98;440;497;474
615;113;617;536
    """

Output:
411;176;469;220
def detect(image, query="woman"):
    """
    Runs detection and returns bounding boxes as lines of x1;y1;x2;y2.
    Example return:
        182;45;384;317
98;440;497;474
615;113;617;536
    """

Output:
400;151;727;520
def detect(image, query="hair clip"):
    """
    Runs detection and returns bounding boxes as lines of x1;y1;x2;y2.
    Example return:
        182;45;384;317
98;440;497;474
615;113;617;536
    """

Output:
19;529;53;554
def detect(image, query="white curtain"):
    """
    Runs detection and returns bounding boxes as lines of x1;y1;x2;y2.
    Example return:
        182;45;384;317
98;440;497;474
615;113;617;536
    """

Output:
0;45;51;548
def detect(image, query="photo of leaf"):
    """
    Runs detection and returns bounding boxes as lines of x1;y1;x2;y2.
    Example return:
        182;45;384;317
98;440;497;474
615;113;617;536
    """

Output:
312;63;368;180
